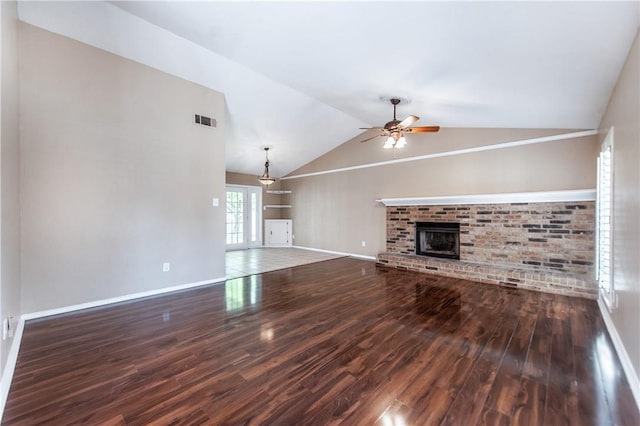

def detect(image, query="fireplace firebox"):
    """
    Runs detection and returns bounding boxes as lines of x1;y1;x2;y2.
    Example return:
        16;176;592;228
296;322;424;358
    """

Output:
415;222;460;260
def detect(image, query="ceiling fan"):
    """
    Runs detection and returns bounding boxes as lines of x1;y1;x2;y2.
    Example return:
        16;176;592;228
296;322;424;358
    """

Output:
359;97;439;149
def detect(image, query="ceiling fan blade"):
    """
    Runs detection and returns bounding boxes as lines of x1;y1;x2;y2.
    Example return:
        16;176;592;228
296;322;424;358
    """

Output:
398;115;419;128
359;127;385;130
359;134;384;143
405;126;440;133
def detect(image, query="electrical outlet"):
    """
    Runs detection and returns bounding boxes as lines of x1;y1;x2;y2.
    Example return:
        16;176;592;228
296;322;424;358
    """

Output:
361;241;366;247
163;262;170;272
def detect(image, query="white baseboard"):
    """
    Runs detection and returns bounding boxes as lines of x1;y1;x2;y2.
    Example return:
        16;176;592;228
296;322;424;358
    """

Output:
597;297;640;410
292;245;377;261
22;277;226;320
0;317;25;424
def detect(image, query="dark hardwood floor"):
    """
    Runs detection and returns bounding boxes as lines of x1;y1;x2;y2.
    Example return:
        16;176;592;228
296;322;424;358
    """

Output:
3;258;639;425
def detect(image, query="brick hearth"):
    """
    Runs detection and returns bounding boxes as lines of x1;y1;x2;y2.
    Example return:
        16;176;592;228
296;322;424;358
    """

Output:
378;201;597;298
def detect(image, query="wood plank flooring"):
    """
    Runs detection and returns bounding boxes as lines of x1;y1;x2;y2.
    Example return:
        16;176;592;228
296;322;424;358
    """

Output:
3;258;639;425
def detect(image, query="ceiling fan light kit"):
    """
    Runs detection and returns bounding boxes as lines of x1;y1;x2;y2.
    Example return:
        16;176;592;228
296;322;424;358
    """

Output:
383;134;407;149
257;147;276;186
359;97;440;148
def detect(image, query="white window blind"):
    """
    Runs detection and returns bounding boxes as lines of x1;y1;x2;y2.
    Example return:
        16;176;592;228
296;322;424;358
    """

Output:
596;134;613;306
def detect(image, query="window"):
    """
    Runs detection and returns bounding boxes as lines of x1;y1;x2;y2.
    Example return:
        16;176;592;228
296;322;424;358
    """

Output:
596;128;614;308
225;185;263;250
226;189;244;245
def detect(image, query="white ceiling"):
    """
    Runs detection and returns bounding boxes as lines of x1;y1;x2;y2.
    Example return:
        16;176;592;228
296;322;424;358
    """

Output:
18;1;640;176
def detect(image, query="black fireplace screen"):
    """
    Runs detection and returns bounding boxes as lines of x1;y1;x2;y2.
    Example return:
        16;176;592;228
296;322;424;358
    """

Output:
415;222;460;260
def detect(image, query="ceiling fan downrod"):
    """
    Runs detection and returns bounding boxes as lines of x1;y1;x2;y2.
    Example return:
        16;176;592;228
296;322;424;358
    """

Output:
390;98;401;120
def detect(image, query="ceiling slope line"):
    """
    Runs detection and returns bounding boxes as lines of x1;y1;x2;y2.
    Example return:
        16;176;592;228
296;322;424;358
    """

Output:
282;129;598;180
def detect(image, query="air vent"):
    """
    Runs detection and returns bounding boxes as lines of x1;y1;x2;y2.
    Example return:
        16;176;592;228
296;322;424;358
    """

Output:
194;114;217;128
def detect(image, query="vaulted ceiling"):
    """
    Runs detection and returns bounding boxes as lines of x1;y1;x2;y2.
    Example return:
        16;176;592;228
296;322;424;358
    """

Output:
18;1;640;176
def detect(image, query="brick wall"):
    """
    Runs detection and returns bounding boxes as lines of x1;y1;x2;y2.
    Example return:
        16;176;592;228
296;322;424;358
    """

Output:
386;202;595;277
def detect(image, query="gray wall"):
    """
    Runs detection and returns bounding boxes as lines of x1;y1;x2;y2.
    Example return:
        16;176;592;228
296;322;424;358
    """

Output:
19;24;226;313
283;128;598;257
599;29;640;388
0;1;22;375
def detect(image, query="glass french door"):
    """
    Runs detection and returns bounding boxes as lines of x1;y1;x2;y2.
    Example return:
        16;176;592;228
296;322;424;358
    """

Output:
226;185;262;250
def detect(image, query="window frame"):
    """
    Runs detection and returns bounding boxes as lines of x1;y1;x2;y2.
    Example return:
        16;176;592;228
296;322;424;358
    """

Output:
596;127;615;310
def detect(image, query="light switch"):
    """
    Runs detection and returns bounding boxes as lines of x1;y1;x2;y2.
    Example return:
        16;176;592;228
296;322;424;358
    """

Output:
212;197;219;207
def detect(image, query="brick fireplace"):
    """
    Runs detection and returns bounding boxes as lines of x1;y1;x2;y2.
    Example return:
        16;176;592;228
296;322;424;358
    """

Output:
377;200;597;298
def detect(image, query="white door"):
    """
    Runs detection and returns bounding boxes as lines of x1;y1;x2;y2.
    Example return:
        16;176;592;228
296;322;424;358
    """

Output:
226;185;262;250
265;220;292;247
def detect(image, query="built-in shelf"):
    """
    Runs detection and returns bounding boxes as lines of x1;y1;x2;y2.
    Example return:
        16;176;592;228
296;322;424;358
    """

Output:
265;189;292;210
266;190;292;194
264;205;292;210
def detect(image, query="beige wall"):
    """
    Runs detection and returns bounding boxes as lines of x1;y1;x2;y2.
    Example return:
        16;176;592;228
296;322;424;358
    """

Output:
0;1;22;376
283;129;598;257
598;29;640;387
19;24;226;313
291;127;591;176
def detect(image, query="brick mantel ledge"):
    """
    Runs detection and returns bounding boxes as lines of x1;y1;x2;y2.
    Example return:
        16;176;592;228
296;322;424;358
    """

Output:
377;252;597;299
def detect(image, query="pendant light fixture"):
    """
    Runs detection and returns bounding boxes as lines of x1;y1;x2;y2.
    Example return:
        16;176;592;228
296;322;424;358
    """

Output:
257;147;276;186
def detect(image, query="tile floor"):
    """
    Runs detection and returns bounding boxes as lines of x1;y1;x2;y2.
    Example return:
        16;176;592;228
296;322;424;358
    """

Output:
225;247;345;279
